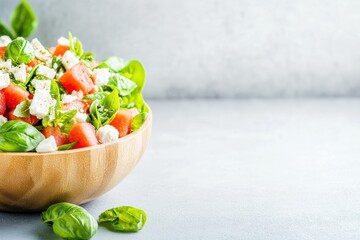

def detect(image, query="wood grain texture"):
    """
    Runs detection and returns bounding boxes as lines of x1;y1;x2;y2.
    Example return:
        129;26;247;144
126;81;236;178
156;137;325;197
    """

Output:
0;110;152;212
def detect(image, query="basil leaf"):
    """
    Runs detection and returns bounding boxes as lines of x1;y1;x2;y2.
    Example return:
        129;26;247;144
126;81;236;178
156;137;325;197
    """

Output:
56;110;77;125
5;37;35;65
106;74;137;96
25;64;40;85
131;112;148;132
99;206;147;232
0;120;44;152
57;142;77;151
13;99;31;118
89;89;120;129
119;60;146;92
60;119;75;135
41;202;98;240
96;56;125;72
68;32;83;58
83;91;109;101
0;21;15;39
10;0;38;38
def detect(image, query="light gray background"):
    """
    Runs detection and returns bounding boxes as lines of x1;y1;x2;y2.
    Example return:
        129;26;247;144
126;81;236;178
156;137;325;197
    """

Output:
2;0;360;98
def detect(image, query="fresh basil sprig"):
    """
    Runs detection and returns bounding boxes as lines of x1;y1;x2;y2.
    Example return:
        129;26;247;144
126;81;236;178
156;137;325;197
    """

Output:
0;120;44;152
5;37;35;65
41;202;98;240
0;0;37;39
89;89;120;129
99;206;147;232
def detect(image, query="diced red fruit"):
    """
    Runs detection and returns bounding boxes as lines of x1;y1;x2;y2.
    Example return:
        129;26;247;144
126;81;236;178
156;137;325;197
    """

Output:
2;83;30;109
8;109;39;125
0;46;6;58
53;45;70;57
27;59;39;67
110;109;134;138
68;122;98;149
0;91;6;115
42;126;69;146
59;63;95;95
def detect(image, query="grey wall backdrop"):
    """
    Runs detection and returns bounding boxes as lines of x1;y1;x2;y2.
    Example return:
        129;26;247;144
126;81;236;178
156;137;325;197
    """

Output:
1;0;360;98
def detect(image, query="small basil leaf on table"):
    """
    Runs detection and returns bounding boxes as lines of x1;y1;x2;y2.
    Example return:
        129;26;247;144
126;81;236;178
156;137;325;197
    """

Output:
41;202;98;240
99;206;147;232
5;37;35;65
10;0;38;38
0;120;44;152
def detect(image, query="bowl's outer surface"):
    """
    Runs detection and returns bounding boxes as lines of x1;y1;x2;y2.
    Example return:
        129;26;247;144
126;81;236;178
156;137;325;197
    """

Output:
0;110;152;212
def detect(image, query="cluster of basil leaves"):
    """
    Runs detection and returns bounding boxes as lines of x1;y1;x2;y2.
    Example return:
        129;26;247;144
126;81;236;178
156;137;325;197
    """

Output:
42;202;147;239
0;33;148;152
0;0;37;39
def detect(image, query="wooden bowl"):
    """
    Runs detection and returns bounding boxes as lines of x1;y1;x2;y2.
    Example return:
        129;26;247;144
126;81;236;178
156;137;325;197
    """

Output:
0;109;152;212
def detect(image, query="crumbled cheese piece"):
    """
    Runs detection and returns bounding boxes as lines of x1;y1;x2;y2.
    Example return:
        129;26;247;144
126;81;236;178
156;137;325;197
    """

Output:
31;38;52;61
57;37;70;46
0;115;8;127
0;59;12;71
61;94;77;104
37;65;56;79
75;112;88;122
61;50;79;70
36;136;57;152
0;73;10;90
11;64;26;83
96;125;119;143
0;36;11;47
32;78;51;91
29;79;56;119
92;68;110;86
71;90;83;100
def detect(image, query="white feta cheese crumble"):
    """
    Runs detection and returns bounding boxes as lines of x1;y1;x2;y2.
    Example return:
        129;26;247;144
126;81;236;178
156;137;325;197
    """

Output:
36;136;57;152
32;78;51;91
57;37;70;46
0;73;10;90
96;125;119;143
0;59;12;71
75;112;88;122
92;68;110;86
0;36;11;47
37;65;56;79
0;115;8;127
61;94;77;104
31;38;52;61
29;79;56;119
61;50;79;70
11;64;26;83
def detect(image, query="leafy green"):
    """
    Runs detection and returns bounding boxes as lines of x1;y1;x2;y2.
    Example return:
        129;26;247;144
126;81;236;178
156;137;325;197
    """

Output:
57;142;77;151
5;37;35;65
96;56;125;72
13;99;31;118
83;91;109;101
41;202;98;240
99;206;147;232
68;32;83;58
0;120;44;152
131;112;148;132
119;60;146;92
10;0;38;38
25;64;39;85
0;21;15;39
105;74;137;96
89;89;120;129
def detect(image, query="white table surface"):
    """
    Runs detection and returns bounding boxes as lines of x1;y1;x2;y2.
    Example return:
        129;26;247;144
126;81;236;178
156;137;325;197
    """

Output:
1;99;360;240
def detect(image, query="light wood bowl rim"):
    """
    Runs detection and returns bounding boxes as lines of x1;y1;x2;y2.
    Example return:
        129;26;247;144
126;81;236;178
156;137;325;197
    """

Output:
0;107;152;157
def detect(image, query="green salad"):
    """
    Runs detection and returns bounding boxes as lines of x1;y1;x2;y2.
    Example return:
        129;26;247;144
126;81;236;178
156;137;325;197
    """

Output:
0;34;148;152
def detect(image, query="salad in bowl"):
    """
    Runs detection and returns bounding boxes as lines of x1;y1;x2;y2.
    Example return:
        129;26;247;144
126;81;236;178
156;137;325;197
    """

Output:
0;34;148;153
